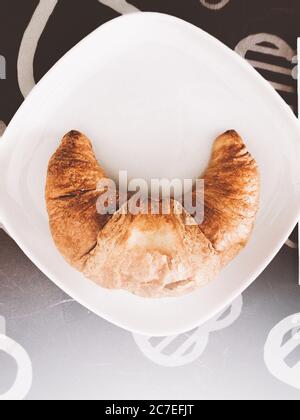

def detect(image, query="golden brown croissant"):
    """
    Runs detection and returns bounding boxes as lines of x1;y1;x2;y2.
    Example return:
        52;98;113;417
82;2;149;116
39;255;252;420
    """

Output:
83;199;220;297
46;131;109;270
46;130;259;297
197;130;260;267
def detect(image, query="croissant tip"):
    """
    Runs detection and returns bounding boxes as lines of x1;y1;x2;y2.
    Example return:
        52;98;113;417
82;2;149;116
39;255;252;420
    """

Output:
224;129;240;138
65;130;82;139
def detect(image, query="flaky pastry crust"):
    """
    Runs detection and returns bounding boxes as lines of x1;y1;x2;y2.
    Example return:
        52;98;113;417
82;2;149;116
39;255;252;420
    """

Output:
46;130;259;297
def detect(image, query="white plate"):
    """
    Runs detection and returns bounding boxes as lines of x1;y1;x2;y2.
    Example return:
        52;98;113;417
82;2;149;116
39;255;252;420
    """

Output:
1;13;300;336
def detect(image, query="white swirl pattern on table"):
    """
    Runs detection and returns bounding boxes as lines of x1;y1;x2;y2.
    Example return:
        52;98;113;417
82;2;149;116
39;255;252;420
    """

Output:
133;295;243;367
265;314;300;390
0;316;32;400
98;0;140;14
17;0;140;98
235;34;296;107
0;55;6;80
285;239;298;249
199;0;231;10
0;120;6;137
235;34;298;250
17;0;58;98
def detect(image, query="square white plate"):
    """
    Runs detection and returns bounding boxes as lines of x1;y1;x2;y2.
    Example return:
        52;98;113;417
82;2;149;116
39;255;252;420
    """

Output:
1;13;300;336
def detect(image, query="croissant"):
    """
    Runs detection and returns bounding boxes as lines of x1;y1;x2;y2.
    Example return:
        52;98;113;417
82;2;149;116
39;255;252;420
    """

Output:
46;130;259;297
46;131;109;270
197;130;260;267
